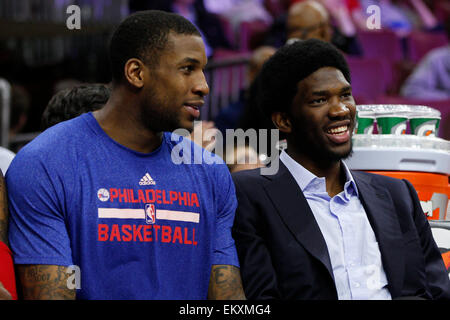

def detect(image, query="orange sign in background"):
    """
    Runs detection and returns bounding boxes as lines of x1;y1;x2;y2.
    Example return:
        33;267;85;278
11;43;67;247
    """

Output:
368;171;449;221
368;171;450;275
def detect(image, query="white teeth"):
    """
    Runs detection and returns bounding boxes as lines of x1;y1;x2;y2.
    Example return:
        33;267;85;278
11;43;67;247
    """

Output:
327;126;348;134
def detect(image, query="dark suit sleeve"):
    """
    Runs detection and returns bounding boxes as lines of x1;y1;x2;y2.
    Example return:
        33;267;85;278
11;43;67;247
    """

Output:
403;179;450;300
232;175;280;299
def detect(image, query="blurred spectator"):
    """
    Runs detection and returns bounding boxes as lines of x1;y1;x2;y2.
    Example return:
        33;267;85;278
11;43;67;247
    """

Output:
409;0;439;29
214;46;276;135
187;120;220;151
52;78;82;95
204;0;273;37
213;46;276;173
9;84;30;140
359;0;439;36
286;0;332;42
225;143;264;173
129;0;232;56
400;18;450;100
290;0;365;35
7;84;30;155
265;0;362;54
41;83;111;130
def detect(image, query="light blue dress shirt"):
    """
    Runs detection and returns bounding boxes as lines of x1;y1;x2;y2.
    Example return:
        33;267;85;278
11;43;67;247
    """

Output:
280;151;392;300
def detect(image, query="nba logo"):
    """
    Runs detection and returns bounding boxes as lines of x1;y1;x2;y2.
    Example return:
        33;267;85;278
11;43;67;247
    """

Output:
145;204;156;224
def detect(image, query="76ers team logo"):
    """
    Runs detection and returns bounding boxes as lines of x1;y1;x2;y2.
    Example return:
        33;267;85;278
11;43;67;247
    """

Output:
97;188;110;202
145;204;156;224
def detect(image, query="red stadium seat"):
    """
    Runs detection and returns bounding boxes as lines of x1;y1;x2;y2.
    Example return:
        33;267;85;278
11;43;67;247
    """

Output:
239;20;271;52
356;30;404;61
356;30;404;89
346;56;387;102
407;31;448;63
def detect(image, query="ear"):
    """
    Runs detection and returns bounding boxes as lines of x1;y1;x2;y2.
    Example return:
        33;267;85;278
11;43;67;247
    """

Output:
124;58;145;89
271;112;292;134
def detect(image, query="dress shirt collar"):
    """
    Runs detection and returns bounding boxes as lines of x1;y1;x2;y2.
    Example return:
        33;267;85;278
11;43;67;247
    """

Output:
279;150;359;197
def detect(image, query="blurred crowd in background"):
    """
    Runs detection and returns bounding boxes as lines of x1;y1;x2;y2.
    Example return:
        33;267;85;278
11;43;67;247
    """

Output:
0;0;449;159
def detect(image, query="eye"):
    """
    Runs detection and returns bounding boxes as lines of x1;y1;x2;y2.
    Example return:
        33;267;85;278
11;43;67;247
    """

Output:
180;65;195;74
341;92;353;100
341;92;352;97
310;98;326;105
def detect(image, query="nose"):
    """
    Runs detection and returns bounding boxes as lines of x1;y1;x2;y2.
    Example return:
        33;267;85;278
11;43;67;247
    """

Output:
329;97;351;118
193;72;210;97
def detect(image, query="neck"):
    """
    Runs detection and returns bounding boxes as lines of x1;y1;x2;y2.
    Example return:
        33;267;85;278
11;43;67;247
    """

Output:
93;86;163;154
286;147;346;197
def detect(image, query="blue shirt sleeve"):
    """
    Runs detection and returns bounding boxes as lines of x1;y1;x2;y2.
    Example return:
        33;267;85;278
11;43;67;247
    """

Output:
6;147;73;266
211;162;239;267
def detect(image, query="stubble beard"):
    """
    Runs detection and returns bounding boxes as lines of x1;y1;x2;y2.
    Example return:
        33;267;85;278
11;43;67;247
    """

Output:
139;89;186;133
289;120;354;166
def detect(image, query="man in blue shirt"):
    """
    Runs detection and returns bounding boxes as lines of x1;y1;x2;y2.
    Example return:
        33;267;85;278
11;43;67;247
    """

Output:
7;10;245;300
231;39;450;300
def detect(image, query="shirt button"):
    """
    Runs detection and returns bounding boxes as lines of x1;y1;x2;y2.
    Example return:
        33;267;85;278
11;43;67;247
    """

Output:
354;282;360;288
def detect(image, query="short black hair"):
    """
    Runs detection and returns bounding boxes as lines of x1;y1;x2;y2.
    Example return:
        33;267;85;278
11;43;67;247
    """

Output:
259;39;351;117
41;83;110;130
109;10;201;83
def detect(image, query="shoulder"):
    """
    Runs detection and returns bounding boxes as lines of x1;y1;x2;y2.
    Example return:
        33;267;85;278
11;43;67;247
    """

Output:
353;170;411;187
21;115;89;153
7;115;91;177
232;167;266;182
231;168;269;194
426;46;450;59
352;170;405;185
351;170;413;199
419;46;450;67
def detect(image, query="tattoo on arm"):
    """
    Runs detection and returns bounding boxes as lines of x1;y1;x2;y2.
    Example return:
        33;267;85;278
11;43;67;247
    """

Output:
208;265;246;300
18;265;76;300
0;173;9;244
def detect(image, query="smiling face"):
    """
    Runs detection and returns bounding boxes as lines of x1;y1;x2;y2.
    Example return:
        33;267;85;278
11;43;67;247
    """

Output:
280;67;356;165
139;32;209;133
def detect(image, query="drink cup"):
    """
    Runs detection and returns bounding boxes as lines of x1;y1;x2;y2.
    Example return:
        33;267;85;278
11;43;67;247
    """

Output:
355;115;375;134
410;117;440;137
376;115;408;135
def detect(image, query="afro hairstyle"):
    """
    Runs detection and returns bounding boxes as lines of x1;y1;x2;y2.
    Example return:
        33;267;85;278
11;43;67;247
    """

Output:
258;39;351;118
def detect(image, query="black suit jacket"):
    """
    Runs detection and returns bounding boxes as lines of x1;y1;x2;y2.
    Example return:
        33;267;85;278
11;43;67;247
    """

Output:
232;163;450;300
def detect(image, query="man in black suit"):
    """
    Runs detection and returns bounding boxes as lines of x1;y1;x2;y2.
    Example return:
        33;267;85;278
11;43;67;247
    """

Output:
231;39;450;300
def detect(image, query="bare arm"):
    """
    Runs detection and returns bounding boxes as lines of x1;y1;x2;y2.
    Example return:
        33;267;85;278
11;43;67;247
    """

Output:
17;265;76;300
208;265;246;300
0;282;12;300
0;172;9;245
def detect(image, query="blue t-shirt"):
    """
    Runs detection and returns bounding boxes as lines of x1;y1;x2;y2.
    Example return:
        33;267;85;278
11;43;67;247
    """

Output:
7;113;239;299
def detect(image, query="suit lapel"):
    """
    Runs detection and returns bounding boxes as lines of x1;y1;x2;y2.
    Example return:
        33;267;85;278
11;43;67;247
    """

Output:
262;163;335;282
352;171;405;297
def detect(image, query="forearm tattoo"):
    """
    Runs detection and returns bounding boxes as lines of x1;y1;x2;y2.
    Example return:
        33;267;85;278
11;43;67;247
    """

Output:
208;265;246;300
18;265;76;300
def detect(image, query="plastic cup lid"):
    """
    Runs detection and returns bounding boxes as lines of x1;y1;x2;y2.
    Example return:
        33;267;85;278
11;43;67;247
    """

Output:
357;104;441;118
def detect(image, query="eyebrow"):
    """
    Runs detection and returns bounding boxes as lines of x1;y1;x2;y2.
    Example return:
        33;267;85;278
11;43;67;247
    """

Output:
178;57;201;65
311;85;352;96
